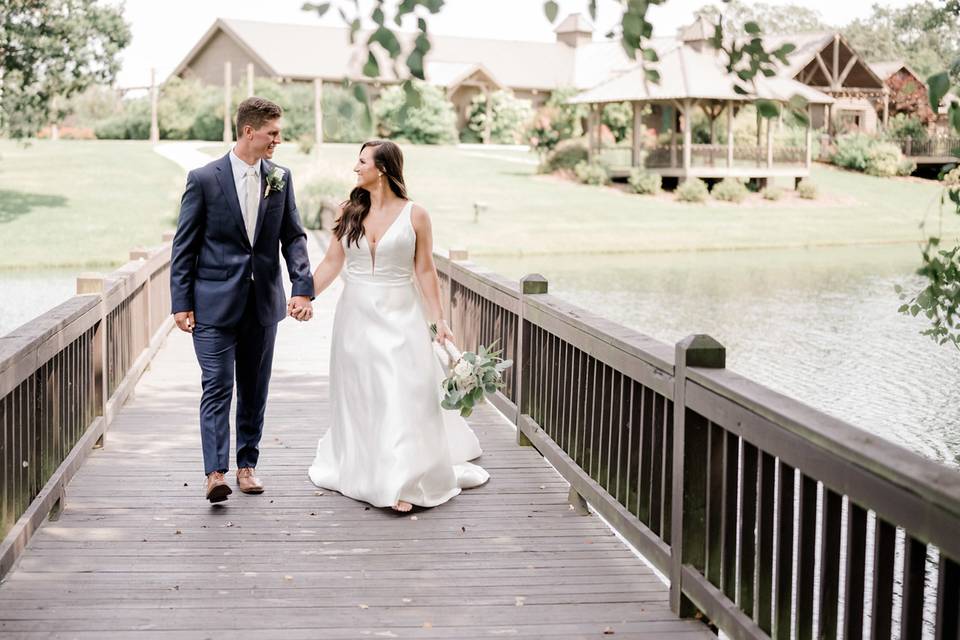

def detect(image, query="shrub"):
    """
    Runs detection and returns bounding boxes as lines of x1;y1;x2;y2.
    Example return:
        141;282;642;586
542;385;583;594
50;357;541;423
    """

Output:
93;98;151;139
884;113;928;144
573;160;609;185
628;168;662;195
321;84;373;143
896;158;917;176
712;177;749;203
543;139;588;172
762;186;784;201
466;90;534;144
676;178;709;203
299;175;352;229
797;179;818;199
374;82;458;145
864;142;905;177
831;133;874;171
602;101;633;143
525;87;588;157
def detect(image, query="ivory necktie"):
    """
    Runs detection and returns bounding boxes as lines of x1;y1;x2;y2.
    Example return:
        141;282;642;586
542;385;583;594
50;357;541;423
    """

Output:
244;167;259;245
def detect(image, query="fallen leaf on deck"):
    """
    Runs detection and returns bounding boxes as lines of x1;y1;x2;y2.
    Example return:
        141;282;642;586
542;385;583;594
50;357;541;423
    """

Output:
422;622;433;629
223;522;233;527
402;598;412;603
359;604;369;609
603;627;615;635
174;529;182;535
315;491;325;496
515;596;526;607
283;575;293;581
410;515;418;521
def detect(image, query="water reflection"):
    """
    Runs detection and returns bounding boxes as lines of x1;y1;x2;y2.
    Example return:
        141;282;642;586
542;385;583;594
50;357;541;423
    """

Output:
480;244;960;468
0;269;77;336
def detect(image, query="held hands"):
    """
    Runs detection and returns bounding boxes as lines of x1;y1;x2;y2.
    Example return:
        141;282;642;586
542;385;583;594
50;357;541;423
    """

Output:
174;311;196;333
287;296;314;322
432;319;455;345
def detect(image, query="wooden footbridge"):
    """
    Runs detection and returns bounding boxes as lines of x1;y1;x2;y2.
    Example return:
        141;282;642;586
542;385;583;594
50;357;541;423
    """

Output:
0;233;957;639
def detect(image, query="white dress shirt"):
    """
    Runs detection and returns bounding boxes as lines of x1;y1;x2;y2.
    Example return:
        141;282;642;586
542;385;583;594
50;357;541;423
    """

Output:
228;148;262;224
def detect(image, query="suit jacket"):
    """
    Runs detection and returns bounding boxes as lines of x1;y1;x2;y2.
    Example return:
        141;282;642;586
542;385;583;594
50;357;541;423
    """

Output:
169;153;315;327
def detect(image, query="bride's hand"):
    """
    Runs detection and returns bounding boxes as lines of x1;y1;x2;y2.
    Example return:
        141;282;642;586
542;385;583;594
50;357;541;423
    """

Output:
433;319;455;345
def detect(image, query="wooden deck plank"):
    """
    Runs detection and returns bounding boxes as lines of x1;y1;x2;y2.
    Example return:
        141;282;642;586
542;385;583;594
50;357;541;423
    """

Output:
0;237;711;638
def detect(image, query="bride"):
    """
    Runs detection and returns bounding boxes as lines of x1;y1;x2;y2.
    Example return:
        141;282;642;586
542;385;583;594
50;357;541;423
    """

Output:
303;139;489;512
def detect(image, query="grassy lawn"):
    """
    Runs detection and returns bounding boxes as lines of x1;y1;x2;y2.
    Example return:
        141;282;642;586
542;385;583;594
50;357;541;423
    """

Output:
3;139;955;270
223;142;960;256
0;140;184;269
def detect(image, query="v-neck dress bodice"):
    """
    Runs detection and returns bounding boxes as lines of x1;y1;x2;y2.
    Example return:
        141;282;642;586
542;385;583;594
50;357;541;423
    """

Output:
342;201;416;285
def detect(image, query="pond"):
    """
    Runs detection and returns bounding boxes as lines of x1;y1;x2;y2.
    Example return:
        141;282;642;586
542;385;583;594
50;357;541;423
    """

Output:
479;243;960;468
0;269;80;337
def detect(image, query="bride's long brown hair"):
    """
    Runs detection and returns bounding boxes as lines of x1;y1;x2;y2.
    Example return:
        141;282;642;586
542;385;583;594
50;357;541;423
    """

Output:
333;139;408;248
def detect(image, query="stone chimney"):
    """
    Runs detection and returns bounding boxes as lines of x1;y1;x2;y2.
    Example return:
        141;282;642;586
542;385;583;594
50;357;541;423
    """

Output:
554;13;593;48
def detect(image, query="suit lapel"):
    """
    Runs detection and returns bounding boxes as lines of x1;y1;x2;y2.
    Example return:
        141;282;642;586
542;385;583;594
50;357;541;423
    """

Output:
253;159;272;246
214;153;251;248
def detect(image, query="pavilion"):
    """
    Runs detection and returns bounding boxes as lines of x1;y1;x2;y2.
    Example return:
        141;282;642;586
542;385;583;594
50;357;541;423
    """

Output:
569;41;835;186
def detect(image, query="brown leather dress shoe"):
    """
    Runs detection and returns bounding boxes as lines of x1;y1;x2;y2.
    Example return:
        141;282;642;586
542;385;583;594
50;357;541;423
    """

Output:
205;471;232;503
237;467;264;494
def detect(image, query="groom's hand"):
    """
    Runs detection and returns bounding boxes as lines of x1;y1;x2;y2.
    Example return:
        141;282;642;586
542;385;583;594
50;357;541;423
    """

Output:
288;296;313;322
174;311;195;333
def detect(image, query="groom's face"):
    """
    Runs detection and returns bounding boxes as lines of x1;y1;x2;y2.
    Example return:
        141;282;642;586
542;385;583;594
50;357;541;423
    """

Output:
246;118;282;160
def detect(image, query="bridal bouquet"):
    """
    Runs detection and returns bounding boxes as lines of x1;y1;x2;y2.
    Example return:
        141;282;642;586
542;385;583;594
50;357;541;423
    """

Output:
430;325;513;418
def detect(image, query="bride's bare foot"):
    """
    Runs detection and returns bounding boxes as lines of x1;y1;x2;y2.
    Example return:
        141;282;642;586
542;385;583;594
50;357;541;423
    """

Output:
392;501;413;512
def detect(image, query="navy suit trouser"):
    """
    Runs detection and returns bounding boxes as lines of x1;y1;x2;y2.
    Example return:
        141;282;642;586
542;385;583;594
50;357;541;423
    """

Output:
192;288;278;476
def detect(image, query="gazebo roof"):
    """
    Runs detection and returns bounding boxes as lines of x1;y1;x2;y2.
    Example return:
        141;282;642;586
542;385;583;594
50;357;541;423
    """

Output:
569;44;835;105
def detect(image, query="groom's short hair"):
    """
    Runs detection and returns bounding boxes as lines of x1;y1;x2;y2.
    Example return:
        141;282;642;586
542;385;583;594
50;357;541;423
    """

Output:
236;97;283;135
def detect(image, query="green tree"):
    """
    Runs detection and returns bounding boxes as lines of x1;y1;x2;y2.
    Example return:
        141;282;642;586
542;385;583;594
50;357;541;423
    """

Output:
844;2;960;78
0;0;131;138
695;0;827;34
465;91;534;144
373;82;457;144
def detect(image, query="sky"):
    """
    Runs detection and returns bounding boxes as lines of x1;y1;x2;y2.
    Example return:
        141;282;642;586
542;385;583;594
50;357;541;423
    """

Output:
112;0;916;88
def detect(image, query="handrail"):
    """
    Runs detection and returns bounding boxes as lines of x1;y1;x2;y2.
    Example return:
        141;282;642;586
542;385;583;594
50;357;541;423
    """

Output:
435;248;960;640
0;236;175;578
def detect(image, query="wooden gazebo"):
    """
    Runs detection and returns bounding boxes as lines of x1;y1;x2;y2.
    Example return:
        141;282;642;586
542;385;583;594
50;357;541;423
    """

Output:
569;44;834;186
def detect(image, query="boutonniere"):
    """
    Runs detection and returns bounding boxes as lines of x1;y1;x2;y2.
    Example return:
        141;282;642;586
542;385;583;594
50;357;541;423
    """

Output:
264;167;285;198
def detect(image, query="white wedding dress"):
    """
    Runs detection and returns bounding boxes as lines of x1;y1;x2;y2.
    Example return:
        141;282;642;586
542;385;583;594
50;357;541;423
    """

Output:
308;201;489;508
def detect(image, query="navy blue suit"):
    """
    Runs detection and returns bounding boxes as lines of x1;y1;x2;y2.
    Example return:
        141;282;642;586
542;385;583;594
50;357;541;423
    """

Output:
170;153;314;475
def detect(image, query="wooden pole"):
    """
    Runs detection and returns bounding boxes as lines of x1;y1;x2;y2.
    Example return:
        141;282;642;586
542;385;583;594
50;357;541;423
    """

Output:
246;63;255;97
682;99;692;173
483;85;492;145
670;106;678;168
670;334;726;617
766;112;774;169
805;105;813;169
726;100;734;168
516;273;548;441
631;101;642;167
149;68;159;144
222;61;232;143
314;78;323;150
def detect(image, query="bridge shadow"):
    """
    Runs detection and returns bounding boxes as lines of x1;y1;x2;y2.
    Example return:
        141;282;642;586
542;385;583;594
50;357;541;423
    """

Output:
0;189;67;223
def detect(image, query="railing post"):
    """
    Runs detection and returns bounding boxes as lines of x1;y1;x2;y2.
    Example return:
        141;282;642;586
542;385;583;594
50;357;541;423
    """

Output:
670;334;726;618
905;136;913;157
76;273;108;448
446;249;468;338
130;248;151;346
516;273;547;446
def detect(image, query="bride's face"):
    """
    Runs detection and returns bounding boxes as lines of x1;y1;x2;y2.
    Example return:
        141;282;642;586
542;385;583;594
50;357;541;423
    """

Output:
353;147;380;190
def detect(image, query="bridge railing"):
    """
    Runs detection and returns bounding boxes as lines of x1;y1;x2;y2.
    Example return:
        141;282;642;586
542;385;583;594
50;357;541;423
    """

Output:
0;235;175;577
895;135;960;159
435;250;960;640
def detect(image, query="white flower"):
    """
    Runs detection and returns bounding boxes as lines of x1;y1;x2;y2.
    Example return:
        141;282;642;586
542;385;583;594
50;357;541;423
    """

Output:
453;359;472;378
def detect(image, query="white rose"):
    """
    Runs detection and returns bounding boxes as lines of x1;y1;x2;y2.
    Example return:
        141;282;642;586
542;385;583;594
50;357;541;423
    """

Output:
453;359;472;378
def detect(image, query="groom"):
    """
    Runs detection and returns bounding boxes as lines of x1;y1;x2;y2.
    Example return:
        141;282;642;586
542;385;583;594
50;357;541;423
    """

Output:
170;96;315;503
